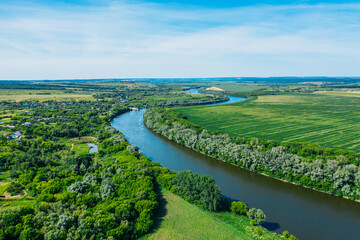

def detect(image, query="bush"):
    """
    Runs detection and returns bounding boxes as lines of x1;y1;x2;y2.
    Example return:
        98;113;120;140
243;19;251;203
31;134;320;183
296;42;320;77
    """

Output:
67;181;90;194
282;231;298;240
230;201;249;215
247;208;266;225
289;235;298;240
282;231;290;238
250;219;257;226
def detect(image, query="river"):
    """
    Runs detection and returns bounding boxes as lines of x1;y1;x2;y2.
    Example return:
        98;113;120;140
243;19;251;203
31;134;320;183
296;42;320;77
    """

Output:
111;89;360;240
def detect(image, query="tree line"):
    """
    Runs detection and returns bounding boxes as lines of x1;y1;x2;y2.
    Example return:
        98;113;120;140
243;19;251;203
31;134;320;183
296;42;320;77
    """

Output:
144;107;360;200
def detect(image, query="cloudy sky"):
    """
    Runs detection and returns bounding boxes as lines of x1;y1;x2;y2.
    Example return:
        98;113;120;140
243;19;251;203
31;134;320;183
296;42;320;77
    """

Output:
1;0;360;79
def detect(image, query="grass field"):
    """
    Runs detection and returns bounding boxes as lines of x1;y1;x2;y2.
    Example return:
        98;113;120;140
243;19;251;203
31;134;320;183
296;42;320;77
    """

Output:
0;184;8;195
315;90;360;98
71;143;90;155
175;93;360;152
172;80;306;92
0;89;94;102
141;188;280;240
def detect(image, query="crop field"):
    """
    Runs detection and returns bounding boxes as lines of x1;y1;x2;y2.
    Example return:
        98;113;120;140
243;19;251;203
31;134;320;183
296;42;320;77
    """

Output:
205;81;308;92
314;91;360;98
172;80;308;92
175;93;360;152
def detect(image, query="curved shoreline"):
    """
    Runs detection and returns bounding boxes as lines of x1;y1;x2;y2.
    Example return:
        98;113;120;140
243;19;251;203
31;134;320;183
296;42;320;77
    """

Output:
143;120;360;203
111;105;360;239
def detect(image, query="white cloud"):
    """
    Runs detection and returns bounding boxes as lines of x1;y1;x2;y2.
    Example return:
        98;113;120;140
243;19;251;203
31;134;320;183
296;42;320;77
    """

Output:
0;1;360;79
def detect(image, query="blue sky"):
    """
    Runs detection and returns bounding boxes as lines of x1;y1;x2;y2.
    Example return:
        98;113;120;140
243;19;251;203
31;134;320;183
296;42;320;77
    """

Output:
1;0;360;79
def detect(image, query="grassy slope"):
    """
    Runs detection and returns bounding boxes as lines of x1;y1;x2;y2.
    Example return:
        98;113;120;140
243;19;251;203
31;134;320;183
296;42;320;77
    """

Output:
141;189;280;240
175;93;360;152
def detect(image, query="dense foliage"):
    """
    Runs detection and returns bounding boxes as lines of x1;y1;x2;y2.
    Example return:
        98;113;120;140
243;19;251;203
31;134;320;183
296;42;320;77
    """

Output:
144;107;360;200
230;201;249;215
171;170;222;212
0;96;173;239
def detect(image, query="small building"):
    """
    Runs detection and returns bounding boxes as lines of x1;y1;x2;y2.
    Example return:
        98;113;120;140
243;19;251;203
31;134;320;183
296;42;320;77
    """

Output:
22;122;32;126
8;131;22;139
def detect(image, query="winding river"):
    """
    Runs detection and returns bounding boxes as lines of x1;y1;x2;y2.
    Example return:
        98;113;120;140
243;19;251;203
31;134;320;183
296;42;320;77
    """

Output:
111;89;360;240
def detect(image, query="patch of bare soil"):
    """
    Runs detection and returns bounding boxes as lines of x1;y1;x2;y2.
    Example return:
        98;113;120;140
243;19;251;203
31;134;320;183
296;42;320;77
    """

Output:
205;86;225;91
70;136;96;142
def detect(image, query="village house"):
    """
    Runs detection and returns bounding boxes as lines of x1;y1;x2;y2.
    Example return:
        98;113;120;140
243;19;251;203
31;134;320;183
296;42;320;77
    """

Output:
7;131;22;139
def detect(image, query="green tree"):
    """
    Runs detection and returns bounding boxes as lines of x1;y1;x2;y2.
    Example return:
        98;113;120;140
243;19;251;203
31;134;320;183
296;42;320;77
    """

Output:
247;208;266;225
230;201;249;215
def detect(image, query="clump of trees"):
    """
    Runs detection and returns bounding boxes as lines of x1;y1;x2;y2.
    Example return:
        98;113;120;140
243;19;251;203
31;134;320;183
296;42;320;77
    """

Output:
230;201;266;226
144;108;360;200
172;170;222;212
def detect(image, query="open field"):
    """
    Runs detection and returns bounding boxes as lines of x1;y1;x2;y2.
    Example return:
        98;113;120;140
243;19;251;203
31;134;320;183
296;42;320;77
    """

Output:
0;89;94;102
69;136;96;142
171;80;309;92
175;93;360;152
71;143;90;155
315;90;360;98
141;188;279;240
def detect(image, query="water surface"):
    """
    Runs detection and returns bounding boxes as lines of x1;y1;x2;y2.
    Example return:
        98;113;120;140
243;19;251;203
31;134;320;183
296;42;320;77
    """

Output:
88;143;98;153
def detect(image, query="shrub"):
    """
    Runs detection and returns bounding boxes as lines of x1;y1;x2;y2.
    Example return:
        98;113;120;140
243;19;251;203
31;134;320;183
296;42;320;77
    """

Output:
67;181;90;194
230;201;249;215
282;231;290;238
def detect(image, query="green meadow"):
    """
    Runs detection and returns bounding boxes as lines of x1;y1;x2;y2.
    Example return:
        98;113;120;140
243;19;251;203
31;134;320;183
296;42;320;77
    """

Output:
0;89;95;102
175;93;360;152
140;188;280;240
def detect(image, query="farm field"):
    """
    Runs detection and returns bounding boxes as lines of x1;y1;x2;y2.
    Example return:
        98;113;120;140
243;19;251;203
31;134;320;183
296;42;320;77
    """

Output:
140;188;279;240
206;81;307;92
0;89;95;101
315;91;360;98
172;80;309;92
175;93;360;152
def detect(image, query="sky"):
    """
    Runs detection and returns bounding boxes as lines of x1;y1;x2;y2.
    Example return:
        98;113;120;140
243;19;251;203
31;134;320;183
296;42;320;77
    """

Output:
1;0;360;79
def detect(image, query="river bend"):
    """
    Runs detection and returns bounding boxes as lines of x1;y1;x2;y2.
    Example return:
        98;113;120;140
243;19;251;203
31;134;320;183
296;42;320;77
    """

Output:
111;90;360;240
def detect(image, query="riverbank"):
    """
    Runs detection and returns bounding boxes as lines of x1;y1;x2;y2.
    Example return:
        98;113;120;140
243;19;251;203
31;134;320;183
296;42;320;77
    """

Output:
144;107;360;202
143;120;360;204
111;107;360;240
